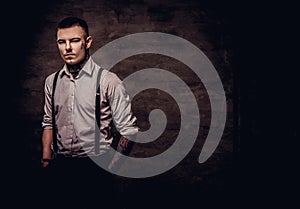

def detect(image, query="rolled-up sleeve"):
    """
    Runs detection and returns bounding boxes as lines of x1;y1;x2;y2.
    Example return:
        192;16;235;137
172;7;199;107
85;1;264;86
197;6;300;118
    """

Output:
42;74;54;129
107;73;139;140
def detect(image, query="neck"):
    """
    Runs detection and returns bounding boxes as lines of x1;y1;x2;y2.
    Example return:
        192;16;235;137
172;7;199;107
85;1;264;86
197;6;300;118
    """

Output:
67;53;90;75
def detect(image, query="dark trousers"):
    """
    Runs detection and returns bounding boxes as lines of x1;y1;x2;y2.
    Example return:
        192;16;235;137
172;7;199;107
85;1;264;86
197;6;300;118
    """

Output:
41;155;116;209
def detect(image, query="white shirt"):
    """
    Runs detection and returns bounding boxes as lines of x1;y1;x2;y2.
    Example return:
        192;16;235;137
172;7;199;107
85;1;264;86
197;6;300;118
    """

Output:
42;57;138;157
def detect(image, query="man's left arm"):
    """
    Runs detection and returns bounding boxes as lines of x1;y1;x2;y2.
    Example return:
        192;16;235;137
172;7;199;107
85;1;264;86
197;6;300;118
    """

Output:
107;76;139;170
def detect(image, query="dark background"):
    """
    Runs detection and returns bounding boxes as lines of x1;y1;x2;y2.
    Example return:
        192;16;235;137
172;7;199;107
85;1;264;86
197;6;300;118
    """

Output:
2;0;298;208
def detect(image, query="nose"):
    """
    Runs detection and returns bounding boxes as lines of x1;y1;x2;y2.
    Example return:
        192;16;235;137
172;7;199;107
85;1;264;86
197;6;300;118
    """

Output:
66;41;72;51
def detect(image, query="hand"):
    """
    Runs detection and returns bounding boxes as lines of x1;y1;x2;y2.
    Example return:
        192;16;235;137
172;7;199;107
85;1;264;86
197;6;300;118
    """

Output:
41;159;51;168
108;152;122;171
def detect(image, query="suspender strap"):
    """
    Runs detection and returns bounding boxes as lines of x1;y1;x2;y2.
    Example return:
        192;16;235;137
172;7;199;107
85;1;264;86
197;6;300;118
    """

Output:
95;68;103;155
51;70;60;154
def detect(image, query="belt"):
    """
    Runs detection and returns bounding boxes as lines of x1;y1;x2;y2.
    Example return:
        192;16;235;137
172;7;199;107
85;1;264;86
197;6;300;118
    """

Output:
55;153;89;159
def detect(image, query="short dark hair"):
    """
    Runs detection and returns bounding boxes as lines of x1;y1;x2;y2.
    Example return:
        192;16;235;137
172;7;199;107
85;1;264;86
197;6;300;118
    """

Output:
56;16;89;38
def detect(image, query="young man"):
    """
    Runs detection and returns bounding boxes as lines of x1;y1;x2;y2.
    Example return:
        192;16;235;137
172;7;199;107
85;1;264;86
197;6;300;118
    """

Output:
40;16;138;208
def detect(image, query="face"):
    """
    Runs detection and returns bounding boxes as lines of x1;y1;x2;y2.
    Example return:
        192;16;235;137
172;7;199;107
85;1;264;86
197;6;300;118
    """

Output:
56;25;92;65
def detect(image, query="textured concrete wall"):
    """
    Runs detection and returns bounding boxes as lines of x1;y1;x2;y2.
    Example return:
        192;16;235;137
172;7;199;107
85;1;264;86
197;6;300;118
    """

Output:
9;0;239;207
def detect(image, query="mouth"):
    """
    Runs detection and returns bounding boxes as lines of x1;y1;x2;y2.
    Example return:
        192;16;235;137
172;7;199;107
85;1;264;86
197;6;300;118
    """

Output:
64;54;75;58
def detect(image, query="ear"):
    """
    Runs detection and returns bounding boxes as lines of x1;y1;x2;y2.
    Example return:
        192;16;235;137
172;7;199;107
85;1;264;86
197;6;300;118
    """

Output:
85;36;93;49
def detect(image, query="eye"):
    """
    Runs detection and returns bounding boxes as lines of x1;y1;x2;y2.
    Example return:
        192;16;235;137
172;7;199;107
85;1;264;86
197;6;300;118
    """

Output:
57;40;65;45
70;38;81;43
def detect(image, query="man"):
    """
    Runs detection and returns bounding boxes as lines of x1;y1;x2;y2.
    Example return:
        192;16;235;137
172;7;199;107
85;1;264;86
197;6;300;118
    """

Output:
40;16;138;208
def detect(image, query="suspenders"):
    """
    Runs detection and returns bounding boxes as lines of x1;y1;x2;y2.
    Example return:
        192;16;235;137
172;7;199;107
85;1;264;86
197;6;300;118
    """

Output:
51;70;60;154
94;68;103;155
51;68;103;155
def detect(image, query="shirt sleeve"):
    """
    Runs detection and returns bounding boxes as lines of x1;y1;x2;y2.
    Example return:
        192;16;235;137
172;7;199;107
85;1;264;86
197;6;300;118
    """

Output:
106;72;139;140
41;74;54;129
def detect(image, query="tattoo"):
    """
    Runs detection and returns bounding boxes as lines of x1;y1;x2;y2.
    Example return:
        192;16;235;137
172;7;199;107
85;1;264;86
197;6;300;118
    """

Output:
117;136;133;155
67;52;89;77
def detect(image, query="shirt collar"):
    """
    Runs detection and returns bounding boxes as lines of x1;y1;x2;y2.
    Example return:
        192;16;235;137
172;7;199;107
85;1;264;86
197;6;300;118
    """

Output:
61;56;96;78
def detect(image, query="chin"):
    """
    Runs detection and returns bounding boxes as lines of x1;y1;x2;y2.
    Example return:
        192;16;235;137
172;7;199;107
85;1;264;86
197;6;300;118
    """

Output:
65;59;78;65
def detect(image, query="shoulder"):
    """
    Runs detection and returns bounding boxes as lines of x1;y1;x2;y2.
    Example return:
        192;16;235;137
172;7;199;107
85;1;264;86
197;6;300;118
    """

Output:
44;70;62;86
101;70;122;87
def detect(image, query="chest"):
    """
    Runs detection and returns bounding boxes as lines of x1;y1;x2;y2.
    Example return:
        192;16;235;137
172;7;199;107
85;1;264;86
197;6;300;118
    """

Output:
54;75;98;112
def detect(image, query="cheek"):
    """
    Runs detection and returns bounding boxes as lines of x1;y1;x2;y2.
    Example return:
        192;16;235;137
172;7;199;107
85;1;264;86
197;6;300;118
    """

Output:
80;42;85;49
58;46;65;53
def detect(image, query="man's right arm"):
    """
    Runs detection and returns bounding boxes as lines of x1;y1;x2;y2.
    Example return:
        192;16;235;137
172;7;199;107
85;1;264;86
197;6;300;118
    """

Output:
41;74;55;168
41;128;53;168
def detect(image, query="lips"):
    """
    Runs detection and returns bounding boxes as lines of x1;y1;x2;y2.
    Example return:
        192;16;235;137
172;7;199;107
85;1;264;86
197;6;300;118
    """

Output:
64;54;75;57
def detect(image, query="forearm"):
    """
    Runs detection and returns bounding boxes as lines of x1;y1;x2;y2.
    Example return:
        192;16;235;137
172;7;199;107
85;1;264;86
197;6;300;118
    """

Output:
42;128;53;159
117;135;134;155
108;135;135;171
